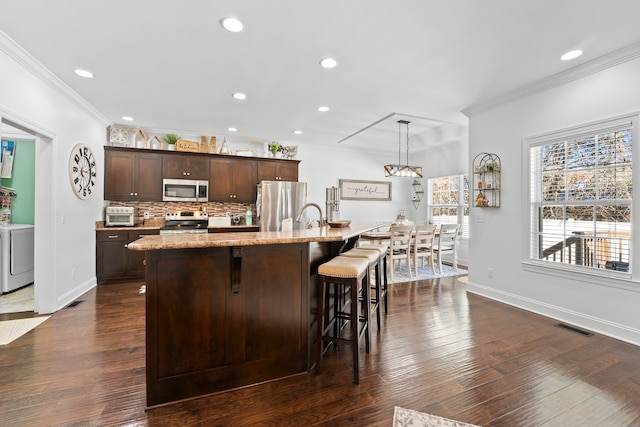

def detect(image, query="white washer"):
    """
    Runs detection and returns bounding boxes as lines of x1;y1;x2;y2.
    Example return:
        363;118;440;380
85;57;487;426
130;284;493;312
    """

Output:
0;224;34;294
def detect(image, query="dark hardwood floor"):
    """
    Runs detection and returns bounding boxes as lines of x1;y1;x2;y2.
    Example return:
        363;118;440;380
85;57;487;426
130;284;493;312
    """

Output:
2;276;640;426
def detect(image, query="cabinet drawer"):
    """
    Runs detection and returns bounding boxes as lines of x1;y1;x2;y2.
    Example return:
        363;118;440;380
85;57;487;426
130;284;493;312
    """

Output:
97;231;129;242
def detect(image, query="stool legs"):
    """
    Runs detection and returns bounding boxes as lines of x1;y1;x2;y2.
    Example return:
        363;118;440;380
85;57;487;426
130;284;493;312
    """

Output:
316;273;370;384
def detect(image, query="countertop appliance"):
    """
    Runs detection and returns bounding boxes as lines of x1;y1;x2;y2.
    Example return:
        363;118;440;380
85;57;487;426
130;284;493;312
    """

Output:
0;224;34;294
160;211;209;235
163;178;209;202
105;206;136;227
256;181;308;231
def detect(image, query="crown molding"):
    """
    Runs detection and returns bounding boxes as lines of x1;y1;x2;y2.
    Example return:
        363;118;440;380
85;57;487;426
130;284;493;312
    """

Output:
0;30;110;126
462;41;640;118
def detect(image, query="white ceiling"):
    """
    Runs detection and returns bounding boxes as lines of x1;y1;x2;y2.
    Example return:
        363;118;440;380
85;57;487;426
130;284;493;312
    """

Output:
2;0;640;153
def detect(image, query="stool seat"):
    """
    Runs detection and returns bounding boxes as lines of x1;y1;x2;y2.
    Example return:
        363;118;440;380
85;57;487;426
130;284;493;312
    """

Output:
340;248;380;263
318;256;369;278
357;244;389;255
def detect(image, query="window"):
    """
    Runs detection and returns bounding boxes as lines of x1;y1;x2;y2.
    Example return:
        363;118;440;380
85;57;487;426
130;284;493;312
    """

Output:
429;174;469;238
528;116;633;274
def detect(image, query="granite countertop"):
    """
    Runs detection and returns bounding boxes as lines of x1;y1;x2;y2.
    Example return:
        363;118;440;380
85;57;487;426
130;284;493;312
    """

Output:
127;222;381;251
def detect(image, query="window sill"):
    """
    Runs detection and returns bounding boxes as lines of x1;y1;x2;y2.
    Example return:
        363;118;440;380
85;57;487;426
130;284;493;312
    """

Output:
521;260;640;293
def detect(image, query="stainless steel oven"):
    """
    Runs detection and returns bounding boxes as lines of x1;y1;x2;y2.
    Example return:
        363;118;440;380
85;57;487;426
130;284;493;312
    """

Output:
160;211;209;235
162;179;209;202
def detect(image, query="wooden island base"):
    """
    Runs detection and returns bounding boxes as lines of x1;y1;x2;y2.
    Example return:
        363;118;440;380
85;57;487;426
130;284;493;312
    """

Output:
129;223;379;407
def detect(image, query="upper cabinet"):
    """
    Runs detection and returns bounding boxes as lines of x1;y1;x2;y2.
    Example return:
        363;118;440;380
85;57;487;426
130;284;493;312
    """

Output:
258;159;299;181
210;157;258;202
104;147;163;201
163;153;209;180
104;147;299;202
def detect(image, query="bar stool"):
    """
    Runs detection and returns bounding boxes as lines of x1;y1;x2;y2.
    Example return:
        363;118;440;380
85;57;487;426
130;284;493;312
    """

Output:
356;244;389;315
340;248;383;331
317;256;371;384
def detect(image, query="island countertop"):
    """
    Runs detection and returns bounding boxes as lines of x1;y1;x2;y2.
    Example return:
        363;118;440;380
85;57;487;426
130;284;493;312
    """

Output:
127;221;382;251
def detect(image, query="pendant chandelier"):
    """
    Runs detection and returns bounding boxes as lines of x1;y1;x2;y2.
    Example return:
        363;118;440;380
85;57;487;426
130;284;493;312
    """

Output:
384;120;423;178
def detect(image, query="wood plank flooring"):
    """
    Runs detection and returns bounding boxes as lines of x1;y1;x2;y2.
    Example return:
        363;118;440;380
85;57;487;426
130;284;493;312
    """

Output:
1;276;640;426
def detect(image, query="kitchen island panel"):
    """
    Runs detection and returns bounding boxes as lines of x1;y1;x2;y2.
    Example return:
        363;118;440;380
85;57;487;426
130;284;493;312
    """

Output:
145;243;310;407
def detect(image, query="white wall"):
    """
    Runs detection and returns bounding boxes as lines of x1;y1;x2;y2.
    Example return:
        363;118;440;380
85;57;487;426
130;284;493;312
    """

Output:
466;56;640;345
0;33;109;313
297;143;418;224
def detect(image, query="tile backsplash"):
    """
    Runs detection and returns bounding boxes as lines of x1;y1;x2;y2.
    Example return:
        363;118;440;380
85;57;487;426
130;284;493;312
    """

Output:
108;201;255;225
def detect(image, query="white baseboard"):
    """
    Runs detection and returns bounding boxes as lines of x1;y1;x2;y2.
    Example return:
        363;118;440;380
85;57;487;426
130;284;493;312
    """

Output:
56;278;96;311
466;281;640;347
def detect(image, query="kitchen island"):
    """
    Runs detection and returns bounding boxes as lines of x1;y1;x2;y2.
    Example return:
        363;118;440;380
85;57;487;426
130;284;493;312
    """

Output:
128;222;380;407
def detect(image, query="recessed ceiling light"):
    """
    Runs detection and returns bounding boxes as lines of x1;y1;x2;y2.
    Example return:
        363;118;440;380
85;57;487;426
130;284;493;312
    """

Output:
74;69;94;78
319;57;338;69
232;92;247;100
220;17;244;33
293;130;303;135
122;116;134;121
561;50;583;61
317;106;330;112
228;127;238;132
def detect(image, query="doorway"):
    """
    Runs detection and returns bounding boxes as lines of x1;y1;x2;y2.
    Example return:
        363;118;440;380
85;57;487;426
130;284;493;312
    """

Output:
0;113;55;315
0;125;36;315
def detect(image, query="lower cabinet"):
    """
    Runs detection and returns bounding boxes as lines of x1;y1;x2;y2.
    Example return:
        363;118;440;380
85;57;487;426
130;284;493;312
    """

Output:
96;229;159;283
145;243;309;407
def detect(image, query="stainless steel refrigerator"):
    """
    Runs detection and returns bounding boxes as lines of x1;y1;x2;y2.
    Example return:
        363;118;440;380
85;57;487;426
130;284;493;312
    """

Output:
257;181;308;231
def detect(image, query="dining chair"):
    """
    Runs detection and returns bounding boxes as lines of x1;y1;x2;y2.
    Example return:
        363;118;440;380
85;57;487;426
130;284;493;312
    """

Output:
388;224;413;282
412;224;437;276
432;223;460;274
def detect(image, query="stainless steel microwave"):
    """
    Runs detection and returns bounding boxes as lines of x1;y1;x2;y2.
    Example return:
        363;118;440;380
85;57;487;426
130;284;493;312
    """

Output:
163;179;209;202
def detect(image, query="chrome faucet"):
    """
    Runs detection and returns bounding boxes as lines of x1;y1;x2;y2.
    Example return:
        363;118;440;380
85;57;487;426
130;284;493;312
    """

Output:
295;203;324;228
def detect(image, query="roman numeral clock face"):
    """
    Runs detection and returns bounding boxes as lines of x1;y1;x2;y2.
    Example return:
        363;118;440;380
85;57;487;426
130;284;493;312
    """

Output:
69;143;97;199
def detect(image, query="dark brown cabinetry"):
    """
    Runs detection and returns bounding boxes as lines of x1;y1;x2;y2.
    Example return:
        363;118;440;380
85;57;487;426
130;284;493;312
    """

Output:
96;229;159;283
163;154;209;180
145;243;309;406
104;147;163;201
209;157;258;202
257;159;299;181
104;147;299;202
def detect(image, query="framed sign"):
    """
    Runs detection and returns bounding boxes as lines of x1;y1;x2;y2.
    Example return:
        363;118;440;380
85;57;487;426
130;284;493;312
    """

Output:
339;179;392;201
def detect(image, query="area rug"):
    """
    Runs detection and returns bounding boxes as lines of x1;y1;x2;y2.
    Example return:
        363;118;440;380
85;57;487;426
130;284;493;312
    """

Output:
388;263;466;284
393;406;480;427
0;284;34;314
0;316;50;345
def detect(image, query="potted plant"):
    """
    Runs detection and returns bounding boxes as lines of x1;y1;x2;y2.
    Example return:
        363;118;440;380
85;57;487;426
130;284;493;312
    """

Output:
268;141;281;157
163;133;180;151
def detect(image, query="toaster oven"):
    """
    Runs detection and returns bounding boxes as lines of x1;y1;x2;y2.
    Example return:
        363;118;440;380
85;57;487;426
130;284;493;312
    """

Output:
105;206;136;227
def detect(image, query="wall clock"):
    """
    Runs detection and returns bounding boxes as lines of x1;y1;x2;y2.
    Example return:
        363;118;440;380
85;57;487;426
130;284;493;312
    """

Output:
69;143;97;199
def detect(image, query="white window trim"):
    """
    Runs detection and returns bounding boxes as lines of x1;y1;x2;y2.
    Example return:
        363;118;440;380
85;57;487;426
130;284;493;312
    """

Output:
521;112;640;284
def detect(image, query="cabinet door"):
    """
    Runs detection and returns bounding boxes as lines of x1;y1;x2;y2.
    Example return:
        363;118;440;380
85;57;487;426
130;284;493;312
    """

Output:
127;230;159;277
257;159;298;182
187;156;210;180
277;162;299;181
235;244;308;372
134;153;163;200
146;248;231;390
104;150;135;200
233;159;258;202
164;154;210;179
163;155;187;179
209;158;235;201
96;231;129;283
